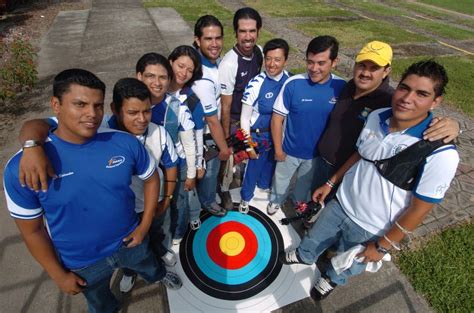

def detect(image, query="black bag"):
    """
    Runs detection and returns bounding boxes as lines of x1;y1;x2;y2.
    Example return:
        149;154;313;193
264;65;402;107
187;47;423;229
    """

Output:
361;139;452;190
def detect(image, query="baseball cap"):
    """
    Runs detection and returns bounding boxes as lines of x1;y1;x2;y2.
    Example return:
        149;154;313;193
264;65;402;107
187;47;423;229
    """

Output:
356;41;392;66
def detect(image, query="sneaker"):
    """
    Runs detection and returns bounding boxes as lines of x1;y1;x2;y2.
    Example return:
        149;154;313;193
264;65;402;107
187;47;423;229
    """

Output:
238;200;249;214
119;274;136;293
279;249;308;265
311;275;337;301
190;219;201;230
266;202;281;215
161;250;177;267
262;188;271;194
172;238;182;245
158;271;182;290
207;202;227;217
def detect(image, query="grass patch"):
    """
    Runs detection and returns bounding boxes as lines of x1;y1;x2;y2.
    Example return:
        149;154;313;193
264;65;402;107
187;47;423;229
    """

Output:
413;19;474;40
418;0;474;15
292;19;431;48
396;223;474;312
391;55;474;117
392;1;474;28
244;0;354;17
340;0;406;17
143;0;276;53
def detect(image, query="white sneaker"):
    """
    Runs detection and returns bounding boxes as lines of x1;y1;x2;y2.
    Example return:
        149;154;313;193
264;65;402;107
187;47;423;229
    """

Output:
119;274;136;293
239;200;249;214
161;250;177;267
266;202;281;215
190;219;201;230
172;238;182;245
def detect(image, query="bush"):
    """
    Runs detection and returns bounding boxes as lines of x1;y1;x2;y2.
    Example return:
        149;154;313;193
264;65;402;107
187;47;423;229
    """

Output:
0;33;38;102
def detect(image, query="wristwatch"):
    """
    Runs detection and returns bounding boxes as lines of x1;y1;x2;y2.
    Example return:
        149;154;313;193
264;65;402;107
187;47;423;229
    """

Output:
375;240;389;255
22;140;42;149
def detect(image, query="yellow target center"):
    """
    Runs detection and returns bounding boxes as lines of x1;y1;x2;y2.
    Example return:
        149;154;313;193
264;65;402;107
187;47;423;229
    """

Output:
219;231;245;256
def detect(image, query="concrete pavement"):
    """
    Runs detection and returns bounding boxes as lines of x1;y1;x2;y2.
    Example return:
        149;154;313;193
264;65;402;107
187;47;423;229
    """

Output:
0;0;471;312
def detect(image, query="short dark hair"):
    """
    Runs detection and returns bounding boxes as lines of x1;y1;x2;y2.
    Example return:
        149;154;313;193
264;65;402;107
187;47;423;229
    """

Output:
135;52;172;78
263;38;289;60
193;15;223;48
306;35;339;60
168;45;203;87
112;78;150;113
233;7;262;32
400;60;448;97
53;68;105;100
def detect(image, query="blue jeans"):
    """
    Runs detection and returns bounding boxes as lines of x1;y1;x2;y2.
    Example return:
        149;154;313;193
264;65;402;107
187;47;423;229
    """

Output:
297;199;378;285
171;163;202;239
197;156;220;209
270;154;317;205
72;236;165;313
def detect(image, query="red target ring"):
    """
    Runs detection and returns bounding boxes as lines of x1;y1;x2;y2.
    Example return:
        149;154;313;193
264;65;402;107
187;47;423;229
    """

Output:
206;221;258;269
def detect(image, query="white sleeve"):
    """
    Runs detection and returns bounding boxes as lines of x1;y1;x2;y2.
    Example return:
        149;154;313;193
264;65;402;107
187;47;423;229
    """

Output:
414;147;459;203
272;78;292;116
219;52;238;96
192;80;218;116
240;104;253;133
195;128;204;168
179;129;196;179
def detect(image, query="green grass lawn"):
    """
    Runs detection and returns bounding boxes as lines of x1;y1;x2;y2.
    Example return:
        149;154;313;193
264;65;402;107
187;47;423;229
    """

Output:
418;0;474;15
244;0;354;17
292;19;431;48
413;19;474;40
391;55;474;117
392;1;474;28
340;0;406;17
396;223;474;312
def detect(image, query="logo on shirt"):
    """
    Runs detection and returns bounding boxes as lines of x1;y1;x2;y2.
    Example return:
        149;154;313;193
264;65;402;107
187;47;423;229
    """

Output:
329;97;337;104
265;92;274;99
435;183;449;195
358;107;372;121
391;144;407;156
106;156;125;168
241;71;248;77
301;98;313;102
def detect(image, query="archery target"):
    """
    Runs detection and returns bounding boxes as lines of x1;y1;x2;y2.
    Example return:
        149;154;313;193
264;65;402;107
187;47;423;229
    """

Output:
168;188;317;312
179;208;283;300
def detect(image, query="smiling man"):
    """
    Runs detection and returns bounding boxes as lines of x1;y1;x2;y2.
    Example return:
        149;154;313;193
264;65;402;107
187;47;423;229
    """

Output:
280;60;459;301
267;36;346;215
4;69;172;312
219;7;264;138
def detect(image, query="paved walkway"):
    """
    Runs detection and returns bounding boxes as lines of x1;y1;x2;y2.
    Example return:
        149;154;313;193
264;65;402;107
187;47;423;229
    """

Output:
0;0;471;312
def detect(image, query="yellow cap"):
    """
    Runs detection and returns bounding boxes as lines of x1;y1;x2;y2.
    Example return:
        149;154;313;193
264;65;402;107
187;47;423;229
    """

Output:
355;41;392;66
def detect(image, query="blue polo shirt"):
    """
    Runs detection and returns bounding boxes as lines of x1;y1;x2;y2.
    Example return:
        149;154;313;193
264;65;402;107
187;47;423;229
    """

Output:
3;129;155;269
273;73;346;159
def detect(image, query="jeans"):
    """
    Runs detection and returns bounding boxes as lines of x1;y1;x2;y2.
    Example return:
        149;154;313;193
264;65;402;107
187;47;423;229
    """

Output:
197;156;220;209
270;154;317;205
297;199;378;285
311;156;336;202
171;163;202;239
72;236;165;313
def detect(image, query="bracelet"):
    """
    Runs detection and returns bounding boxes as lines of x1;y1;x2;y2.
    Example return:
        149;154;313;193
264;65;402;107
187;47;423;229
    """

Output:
395;221;413;235
383;234;401;251
325;179;336;189
165;180;177;183
164;195;173;199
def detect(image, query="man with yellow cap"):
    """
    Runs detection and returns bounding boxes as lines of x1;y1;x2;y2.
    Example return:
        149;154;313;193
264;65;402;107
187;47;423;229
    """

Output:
311;40;459;194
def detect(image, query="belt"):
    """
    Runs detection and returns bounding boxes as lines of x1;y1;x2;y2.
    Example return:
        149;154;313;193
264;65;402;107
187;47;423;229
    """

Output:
251;128;270;134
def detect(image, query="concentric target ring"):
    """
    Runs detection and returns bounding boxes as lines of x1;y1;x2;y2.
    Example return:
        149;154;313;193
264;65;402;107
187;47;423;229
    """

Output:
179;205;284;300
